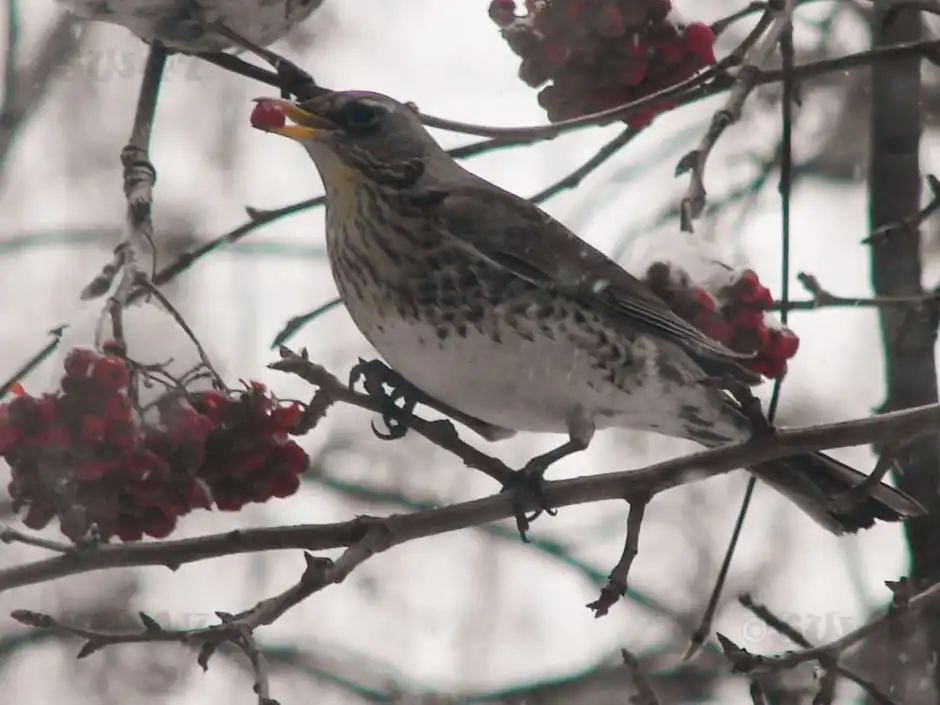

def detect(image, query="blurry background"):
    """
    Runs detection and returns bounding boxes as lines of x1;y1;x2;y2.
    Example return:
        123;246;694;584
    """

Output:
0;1;936;703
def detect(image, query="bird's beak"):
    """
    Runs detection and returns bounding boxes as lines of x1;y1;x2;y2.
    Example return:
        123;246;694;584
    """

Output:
251;97;340;141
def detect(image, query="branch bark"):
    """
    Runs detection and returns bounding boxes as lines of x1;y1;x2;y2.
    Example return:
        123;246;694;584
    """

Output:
869;0;938;699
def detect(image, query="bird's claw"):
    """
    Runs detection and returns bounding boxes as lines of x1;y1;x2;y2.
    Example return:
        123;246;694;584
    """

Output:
349;358;420;441
501;461;558;542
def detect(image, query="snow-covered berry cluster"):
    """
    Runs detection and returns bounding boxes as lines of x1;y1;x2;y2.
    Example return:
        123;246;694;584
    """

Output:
644;262;800;379
1;345;308;543
489;0;716;128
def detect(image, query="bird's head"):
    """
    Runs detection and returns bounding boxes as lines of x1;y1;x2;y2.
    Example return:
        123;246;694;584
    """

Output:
251;90;443;189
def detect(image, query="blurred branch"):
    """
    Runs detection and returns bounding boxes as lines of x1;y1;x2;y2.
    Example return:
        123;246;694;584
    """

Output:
868;0;939;698
719;578;940;676
0;9;81;172
620;649;661;705
1;366;938;595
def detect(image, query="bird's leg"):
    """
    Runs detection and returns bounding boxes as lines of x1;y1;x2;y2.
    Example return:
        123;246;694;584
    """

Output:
724;379;774;438
504;410;596;541
348;358;422;440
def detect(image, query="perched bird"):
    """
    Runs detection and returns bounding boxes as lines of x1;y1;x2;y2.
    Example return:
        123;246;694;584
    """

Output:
56;0;324;52
251;89;924;534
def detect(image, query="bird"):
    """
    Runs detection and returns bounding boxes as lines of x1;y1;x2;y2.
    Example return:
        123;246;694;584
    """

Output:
250;89;925;535
56;0;324;53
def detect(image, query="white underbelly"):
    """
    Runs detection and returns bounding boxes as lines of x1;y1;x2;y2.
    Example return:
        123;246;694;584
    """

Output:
362;319;745;443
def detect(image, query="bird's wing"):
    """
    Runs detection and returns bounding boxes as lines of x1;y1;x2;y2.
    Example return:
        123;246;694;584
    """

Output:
426;182;758;379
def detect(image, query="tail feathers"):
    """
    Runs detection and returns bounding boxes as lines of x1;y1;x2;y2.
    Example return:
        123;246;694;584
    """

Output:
751;452;925;535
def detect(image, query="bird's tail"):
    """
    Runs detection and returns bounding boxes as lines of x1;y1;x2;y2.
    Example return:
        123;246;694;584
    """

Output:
749;452;925;535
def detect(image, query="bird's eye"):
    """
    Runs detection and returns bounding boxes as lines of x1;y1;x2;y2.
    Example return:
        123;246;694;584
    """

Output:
335;100;385;132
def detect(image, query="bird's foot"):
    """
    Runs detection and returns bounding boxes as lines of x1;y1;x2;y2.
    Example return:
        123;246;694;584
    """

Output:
726;379;775;438
501;459;558;543
349;358;422;440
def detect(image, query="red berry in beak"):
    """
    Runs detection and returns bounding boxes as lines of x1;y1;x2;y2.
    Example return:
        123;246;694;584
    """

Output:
250;101;287;130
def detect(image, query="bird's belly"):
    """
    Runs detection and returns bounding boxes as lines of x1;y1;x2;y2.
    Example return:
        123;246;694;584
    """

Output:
358;317;746;444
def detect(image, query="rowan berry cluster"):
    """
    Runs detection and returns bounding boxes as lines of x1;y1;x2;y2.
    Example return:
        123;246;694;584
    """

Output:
1;345;308;543
488;0;716;128
644;262;800;379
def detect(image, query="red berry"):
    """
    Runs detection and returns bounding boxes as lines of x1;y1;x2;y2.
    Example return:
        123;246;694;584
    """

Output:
754;324;771;350
279;441;309;474
232;450;268;477
621;63;647;86
703;320;733;344
733;307;764;330
544;42;570;66
626;107;657;129
193;390;228;422
777;329;800;359
64;347;97;379
624;36;646;56
115;517;143;542
22;503;56;531
488;0;516;26
142;511;176;539
35;425;69;448
273;403;302;430
187;479;213;509
767;329;800;360
653;40;685;64
0;424;18;454
35;395;58;423
692;288;715;312
266;472;301;499
92;356;129;391
126;449;170;481
215;494;247;511
172;407;211;443
8;396;38;427
596;3;624;37
684;22;716;60
10;382;25;396
75;460;110;480
250;101;286;130
755;285;774;308
107;421;137;448
101;339;127;356
81;415;108;443
104;393;133;423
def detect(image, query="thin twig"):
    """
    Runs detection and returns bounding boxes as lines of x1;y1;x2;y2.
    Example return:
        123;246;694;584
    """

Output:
677;1;795;231
719;577;940;674
863;173;940;243
738;595;898;705
620;649;661;705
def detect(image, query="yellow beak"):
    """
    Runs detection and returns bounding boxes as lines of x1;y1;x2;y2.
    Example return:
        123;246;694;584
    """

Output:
251;98;339;141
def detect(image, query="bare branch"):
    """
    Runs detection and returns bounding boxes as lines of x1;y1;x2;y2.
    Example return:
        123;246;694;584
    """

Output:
0;387;938;595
